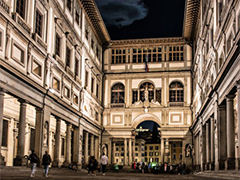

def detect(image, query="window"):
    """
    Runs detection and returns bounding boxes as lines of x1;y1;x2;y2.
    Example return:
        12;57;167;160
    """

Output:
75;4;81;25
61;138;65;156
73;94;78;105
173;154;176;160
55;33;61;57
66;46;71;68
139;82;154;102
95;111;98;121
111;83;125;104
155;152;159;156
85;22;89;40
85;70;89;88
64;86;70;99
168;46;184;61
132;90;138;104
12;43;25;64
91;77;95;93
226;34;232;53
156;89;161;104
1;120;8;147
32;60;42;78
0;30;2;49
149;146;153;150
35;10;43;37
52;77;60;91
111;49;126;64
155;146;159;150
149;152;153;156
16;0;26;19
169;81;184;103
67;0;72;11
91;39;94;50
75;58;79;76
96;84;99;98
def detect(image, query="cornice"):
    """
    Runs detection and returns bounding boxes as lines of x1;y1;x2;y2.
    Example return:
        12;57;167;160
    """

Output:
80;0;110;43
183;0;200;41
109;37;186;47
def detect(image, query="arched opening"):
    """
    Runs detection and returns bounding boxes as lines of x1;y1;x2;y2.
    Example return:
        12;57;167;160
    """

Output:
134;120;161;164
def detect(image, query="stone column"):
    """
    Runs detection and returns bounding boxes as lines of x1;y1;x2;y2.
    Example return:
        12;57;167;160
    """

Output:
108;138;112;164
14;99;27;166
124;138;128;165
84;132;89;164
237;82;240;169
113;142;116;163
95;137;99;161
219;105;227;170
200;122;206;171
52;118;61;167
164;139;169;163
210;117;215;170
129;138;132;165
73;125;83;169
34;106;51;160
161;138;164;163
226;95;235;170
0;89;5;165
206;121;210;169
90;135;94;156
64;123;72;166
133;139;135;162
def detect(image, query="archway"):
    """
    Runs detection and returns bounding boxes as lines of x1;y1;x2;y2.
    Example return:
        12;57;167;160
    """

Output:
134;120;162;164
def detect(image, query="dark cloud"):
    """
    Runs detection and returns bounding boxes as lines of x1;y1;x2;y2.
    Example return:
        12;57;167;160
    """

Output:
95;0;148;27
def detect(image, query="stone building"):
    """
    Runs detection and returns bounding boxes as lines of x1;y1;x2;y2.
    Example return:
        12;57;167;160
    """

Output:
102;38;193;166
0;0;109;167
0;0;239;172
191;0;240;171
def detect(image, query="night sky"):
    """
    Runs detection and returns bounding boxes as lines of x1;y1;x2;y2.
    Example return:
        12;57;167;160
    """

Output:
95;0;186;40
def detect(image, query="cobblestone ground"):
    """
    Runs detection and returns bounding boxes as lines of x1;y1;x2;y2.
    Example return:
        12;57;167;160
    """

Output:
0;167;239;180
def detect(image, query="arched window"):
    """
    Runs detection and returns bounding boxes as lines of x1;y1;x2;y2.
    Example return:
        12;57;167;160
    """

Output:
111;83;125;104
169;81;184;104
140;82;154;102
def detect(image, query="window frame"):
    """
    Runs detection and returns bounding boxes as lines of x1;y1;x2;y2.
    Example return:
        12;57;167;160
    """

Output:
111;83;125;104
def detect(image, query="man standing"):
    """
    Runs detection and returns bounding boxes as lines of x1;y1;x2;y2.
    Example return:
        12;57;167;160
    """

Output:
42;151;52;177
100;153;108;175
28;150;40;177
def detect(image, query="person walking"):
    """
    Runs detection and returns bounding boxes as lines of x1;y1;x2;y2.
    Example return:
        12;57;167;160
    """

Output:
28;150;40;177
42;151;52;177
100;153;108;175
88;156;98;175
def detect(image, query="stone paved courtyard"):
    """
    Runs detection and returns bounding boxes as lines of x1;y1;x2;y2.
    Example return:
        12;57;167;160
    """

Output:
0;167;240;180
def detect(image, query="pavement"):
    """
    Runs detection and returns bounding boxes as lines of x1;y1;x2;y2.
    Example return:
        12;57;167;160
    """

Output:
0;166;240;180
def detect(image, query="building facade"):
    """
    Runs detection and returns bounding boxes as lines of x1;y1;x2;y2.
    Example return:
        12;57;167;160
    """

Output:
0;0;110;167
102;38;193;166
191;0;240;171
0;0;239;172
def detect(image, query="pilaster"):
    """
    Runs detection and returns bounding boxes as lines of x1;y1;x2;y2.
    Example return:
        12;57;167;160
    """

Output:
52;118;61;167
0;89;5;165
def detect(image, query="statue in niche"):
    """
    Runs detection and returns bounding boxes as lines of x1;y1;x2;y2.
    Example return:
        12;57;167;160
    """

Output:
144;86;149;102
43;121;49;146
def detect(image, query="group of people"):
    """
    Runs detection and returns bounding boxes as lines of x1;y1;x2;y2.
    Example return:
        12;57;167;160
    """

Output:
28;150;52;177
28;150;109;178
87;153;109;176
132;161;189;175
